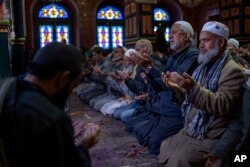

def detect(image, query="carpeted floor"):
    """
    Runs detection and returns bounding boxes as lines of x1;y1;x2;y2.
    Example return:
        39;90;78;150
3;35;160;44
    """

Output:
69;94;159;167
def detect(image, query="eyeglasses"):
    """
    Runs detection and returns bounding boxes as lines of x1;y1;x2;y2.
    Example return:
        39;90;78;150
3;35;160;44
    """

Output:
170;29;185;35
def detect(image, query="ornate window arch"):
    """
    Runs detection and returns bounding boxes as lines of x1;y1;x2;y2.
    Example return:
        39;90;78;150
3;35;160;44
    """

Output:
153;7;171;42
35;3;72;48
96;5;124;50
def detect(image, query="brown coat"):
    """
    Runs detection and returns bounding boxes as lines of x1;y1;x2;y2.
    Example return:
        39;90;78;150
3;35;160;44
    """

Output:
158;59;245;167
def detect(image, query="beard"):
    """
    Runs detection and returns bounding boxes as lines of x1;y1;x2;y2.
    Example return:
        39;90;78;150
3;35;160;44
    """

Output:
198;42;220;64
51;82;70;110
170;41;181;51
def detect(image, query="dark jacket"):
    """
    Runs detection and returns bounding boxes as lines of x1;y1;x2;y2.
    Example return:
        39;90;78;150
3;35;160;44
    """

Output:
0;76;91;167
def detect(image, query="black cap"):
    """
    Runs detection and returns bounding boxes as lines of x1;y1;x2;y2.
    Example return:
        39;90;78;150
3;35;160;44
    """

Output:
32;42;83;77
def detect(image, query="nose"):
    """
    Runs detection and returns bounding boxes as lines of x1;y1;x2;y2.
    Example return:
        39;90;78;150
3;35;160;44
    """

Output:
199;42;204;49
169;33;174;40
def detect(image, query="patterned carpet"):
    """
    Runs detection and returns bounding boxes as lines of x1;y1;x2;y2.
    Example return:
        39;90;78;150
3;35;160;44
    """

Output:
69;94;159;167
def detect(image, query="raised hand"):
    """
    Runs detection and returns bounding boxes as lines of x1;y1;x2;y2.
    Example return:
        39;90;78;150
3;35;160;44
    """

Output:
74;122;100;149
73;120;85;140
130;51;152;69
134;92;148;100
163;72;195;91
162;71;183;91
117;70;131;80
179;72;195;90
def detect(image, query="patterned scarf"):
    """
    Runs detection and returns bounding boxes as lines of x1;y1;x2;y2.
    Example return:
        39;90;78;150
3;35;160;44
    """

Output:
182;51;231;140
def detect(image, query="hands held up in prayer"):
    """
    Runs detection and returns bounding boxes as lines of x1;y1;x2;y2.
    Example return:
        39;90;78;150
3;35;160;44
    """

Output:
204;153;222;167
73;120;100;149
108;71;121;81
134;92;148;101
92;65;107;76
117;70;131;80
162;71;195;91
129;50;152;71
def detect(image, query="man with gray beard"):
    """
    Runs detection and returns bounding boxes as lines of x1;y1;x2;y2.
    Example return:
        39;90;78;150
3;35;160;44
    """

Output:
159;21;245;167
124;21;199;155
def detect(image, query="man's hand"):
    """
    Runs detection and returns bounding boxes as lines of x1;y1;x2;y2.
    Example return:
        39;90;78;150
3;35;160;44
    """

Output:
134;93;148;100
74;122;100;149
130;51;152;69
178;72;195;90
162;72;195;91
117;70;131;80
73;120;85;139
162;71;183;91
204;153;222;167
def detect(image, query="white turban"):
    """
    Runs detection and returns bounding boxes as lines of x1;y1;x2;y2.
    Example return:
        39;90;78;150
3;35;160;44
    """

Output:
201;21;229;40
174;21;194;38
227;38;239;49
124;48;136;57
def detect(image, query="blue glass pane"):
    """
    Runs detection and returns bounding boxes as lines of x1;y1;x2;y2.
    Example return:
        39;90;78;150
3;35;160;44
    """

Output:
111;26;123;49
39;25;53;48
154;8;170;21
38;4;68;18
56;25;69;44
97;6;123;20
97;26;110;49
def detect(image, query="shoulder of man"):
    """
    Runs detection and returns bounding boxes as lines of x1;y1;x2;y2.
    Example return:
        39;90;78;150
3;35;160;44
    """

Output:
223;59;245;75
186;45;199;56
18;91;67;122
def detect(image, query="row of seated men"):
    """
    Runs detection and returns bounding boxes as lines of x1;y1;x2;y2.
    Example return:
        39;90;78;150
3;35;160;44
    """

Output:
74;20;250;167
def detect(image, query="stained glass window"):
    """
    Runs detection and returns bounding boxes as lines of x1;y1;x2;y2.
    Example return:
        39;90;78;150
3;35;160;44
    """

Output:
38;4;68;18
111;26;123;49
97;26;110;49
39;25;53;48
154;26;170;42
56;25;69;43
154;8;170;21
97;6;123;20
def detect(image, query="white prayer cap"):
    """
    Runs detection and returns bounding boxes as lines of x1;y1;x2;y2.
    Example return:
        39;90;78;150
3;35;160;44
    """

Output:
174;21;194;38
124;48;136;57
201;21;229;40
227;38;239;49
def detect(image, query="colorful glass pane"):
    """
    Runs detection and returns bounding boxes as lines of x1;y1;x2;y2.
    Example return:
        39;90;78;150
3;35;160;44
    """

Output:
154;26;170;42
111;26;123;49
39;25;53;48
97;6;122;20
154;8;169;21
165;27;170;42
39;4;68;18
97;26;110;49
56;25;69;44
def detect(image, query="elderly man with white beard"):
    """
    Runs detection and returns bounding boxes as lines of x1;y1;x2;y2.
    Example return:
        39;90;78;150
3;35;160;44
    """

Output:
158;21;245;167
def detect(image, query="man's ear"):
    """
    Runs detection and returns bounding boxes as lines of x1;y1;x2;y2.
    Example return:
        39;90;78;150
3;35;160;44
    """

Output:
54;71;71;90
218;38;226;48
184;32;190;42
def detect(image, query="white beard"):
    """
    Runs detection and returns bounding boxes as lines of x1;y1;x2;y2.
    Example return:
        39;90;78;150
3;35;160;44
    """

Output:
198;43;220;64
170;41;181;51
